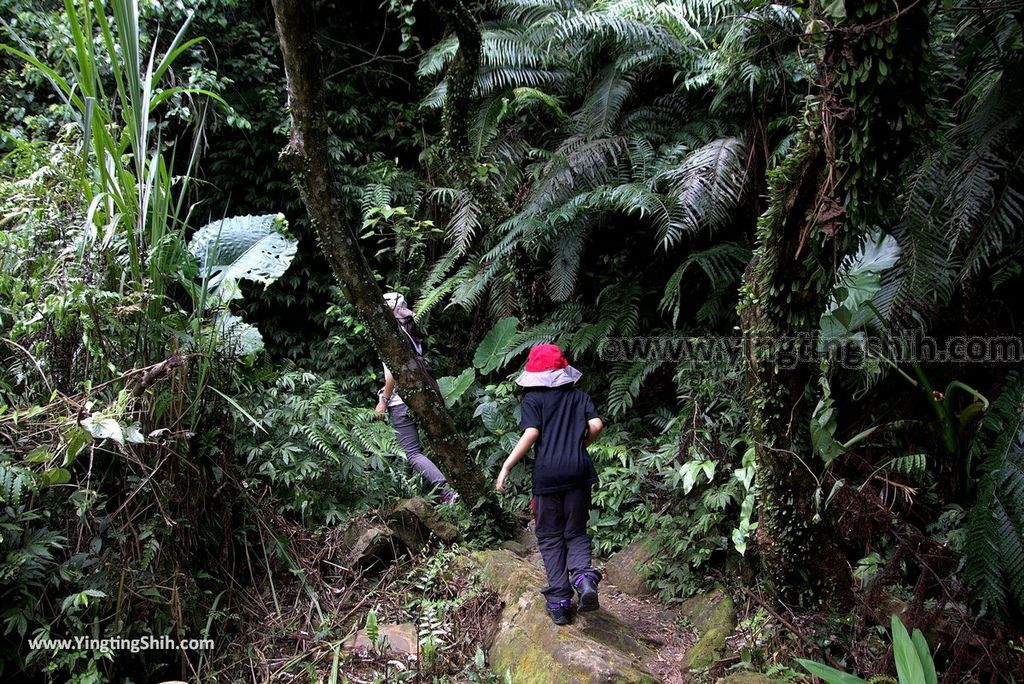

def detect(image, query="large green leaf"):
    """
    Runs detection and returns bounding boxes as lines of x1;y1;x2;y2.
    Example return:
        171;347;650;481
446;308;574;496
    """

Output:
891;615;926;684
473;317;519;373
819;231;900;342
189;213;297;300
438;367;476;407
796;659;867;684
811;374;845;465
911;626;938;684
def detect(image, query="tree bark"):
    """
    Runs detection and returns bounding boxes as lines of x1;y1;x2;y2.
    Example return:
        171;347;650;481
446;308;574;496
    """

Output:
739;0;931;608
739;126;852;608
270;0;491;505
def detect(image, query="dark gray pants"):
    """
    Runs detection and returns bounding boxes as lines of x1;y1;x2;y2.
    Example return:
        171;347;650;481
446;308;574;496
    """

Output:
387;403;447;487
534;485;598;602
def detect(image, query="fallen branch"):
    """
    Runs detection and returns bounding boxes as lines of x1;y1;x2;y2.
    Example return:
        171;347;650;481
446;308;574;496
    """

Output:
130;354;185;397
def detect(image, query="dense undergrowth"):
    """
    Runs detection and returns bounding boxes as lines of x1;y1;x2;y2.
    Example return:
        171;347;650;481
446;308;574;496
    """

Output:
1;0;1023;682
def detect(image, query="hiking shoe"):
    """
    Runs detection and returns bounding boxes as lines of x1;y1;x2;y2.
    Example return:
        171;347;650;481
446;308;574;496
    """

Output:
546;599;573;625
574;572;600;612
440;489;459;505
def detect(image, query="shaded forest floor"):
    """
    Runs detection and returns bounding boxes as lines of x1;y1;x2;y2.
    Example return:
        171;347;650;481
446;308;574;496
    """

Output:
181;500;1023;683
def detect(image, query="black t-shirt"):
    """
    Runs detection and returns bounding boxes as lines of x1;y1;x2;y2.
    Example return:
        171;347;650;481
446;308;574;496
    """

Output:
519;386;600;495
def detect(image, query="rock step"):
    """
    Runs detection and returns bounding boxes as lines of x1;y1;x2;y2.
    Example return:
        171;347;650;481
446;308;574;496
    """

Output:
472;549;661;684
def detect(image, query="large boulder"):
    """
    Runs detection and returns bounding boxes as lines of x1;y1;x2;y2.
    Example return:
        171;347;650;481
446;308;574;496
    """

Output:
385;497;458;553
680;586;737;673
472;549;660;683
603;535;656;596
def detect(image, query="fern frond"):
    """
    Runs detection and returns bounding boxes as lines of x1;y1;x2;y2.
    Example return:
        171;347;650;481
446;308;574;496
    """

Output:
655;137;749;248
548;222;587;301
660;241;750;326
574;65;634;137
607;359;661;416
964;373;1024;617
0;463;37;507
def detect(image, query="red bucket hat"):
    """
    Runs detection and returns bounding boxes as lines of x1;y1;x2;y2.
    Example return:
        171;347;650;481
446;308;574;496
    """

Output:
516;344;581;388
525;343;569;372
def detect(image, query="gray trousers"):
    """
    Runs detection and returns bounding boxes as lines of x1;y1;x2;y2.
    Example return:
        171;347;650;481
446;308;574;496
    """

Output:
534;485;598;602
387;403;447;487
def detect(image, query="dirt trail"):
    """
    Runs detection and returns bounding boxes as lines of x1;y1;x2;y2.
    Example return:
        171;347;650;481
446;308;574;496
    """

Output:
596;581;696;684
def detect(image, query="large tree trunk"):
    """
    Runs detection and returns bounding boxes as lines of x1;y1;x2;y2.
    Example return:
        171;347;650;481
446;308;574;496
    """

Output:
740;0;931;607
739;126;853;607
424;0;509;223
270;0;491;504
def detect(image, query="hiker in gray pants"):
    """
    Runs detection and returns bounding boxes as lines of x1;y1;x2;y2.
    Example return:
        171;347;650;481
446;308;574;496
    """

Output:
386;402;447;487
375;292;456;504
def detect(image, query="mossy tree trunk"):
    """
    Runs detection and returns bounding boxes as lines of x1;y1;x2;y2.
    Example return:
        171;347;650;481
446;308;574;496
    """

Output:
740;0;932;607
425;0;509;223
270;0;492;506
739;126;852;607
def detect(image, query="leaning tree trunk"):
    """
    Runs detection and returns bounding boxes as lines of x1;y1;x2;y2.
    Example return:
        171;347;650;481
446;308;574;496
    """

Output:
270;0;491;504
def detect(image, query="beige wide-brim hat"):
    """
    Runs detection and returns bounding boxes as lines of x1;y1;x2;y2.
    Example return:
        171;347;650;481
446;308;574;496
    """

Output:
383;292;407;310
515;366;582;388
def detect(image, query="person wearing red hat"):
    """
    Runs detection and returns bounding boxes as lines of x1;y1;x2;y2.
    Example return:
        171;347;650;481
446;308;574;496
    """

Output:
495;343;604;625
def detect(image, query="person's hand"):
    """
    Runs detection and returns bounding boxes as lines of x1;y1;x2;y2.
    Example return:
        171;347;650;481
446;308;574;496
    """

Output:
495;467;510;493
375;400;387;415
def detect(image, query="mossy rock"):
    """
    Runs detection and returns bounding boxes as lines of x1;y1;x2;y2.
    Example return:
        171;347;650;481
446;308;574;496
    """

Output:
680;586;736;673
679;586;736;635
386;497;458;552
500;539;530;557
684;627;730;671
603;535;656;596
472;550;661;683
341;518;396;571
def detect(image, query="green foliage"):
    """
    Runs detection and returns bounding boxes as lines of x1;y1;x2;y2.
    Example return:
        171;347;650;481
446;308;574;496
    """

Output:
797;615;938;684
876;3;1023;320
661;241;751;327
963;373;1024;618
439;367;477;407
189;213;298;301
473;316;520;374
585;360;754;600
233;369;416;523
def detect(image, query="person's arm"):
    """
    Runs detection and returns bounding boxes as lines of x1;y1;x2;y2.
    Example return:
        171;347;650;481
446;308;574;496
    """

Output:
584;417;604;446
496;428;540;493
376;367;396;413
